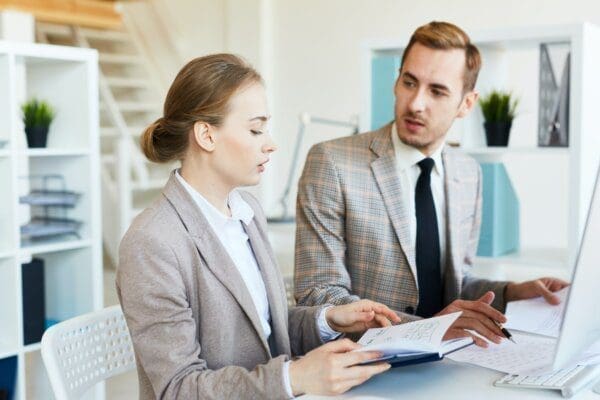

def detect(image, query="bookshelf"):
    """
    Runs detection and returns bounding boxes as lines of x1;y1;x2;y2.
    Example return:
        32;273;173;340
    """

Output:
362;23;600;279
0;41;102;399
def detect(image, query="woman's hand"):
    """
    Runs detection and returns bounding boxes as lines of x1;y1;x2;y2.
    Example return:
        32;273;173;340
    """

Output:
325;299;401;333
288;339;390;396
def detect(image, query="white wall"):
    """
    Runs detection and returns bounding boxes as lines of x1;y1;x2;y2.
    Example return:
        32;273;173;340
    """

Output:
121;0;600;221
264;0;600;217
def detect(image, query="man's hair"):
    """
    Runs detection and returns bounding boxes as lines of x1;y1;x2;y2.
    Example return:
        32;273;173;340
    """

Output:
401;21;482;93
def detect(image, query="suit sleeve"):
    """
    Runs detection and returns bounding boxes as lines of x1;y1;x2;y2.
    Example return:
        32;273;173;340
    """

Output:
116;230;292;400
459;163;510;312
287;305;327;355
294;143;362;307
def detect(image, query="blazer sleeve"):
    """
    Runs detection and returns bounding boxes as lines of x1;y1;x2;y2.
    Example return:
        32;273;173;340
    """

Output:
116;229;292;400
294;143;362;307
459;163;510;312
287;305;327;355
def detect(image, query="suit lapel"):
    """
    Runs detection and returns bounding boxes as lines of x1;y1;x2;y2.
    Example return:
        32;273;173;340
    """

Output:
244;220;288;356
370;125;418;283
162;173;271;355
442;150;463;302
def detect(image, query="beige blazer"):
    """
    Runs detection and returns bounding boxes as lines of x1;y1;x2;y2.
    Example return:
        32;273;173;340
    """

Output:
117;172;325;399
294;124;509;320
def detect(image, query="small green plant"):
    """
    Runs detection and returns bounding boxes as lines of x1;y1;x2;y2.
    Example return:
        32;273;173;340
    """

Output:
479;91;518;123
21;99;55;129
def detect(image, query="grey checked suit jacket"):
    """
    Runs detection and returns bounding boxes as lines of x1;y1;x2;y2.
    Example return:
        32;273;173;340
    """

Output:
294;124;509;320
117;173;325;400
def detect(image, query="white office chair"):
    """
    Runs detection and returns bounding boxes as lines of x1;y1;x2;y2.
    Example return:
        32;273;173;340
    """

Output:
41;305;136;400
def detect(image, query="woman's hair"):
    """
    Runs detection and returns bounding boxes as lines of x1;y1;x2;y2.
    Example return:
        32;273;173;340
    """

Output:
141;53;263;163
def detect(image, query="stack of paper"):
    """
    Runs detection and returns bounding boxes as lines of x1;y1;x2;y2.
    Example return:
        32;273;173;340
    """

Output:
447;288;600;376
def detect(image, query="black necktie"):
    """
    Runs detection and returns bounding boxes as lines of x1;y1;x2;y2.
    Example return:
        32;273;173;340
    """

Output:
415;158;442;317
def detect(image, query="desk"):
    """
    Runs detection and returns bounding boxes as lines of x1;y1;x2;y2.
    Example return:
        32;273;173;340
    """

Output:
300;359;600;399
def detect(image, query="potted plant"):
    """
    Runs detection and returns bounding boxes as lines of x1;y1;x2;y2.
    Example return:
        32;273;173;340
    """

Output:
479;91;518;147
21;99;55;148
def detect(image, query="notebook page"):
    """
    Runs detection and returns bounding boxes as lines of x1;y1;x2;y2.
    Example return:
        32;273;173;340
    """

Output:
356;312;461;357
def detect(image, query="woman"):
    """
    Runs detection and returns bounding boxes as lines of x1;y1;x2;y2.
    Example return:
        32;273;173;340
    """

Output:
116;54;400;399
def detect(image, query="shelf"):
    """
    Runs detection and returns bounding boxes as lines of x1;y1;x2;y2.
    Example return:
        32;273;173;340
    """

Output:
23;343;41;353
0;149;9;157
464;146;570;155
463;146;570;162
0;250;14;259
19;238;91;257
0;345;18;360
474;247;568;269
21;148;89;157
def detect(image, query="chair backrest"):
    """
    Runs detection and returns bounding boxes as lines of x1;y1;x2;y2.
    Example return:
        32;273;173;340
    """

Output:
41;305;136;400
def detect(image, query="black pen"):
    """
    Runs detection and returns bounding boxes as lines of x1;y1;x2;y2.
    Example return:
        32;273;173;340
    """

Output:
494;320;516;344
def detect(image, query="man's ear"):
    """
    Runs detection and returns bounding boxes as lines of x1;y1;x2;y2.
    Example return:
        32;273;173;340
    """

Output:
192;121;215;152
457;90;479;118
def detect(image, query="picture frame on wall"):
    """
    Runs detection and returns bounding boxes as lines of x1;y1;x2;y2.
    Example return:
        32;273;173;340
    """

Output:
538;43;570;147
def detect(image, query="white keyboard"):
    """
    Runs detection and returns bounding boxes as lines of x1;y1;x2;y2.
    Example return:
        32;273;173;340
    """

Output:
494;364;600;398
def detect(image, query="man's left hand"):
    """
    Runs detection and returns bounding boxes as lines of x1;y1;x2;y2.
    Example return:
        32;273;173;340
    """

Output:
326;299;402;333
505;277;570;304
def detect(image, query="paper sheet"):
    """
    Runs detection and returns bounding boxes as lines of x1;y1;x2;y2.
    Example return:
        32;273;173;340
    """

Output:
504;287;569;337
447;332;557;375
356;312;461;356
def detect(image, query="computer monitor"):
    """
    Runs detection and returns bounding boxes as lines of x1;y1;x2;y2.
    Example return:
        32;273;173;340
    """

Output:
554;163;600;369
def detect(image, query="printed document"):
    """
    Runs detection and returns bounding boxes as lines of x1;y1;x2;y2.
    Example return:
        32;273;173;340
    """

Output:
504;287;569;337
447;332;557;375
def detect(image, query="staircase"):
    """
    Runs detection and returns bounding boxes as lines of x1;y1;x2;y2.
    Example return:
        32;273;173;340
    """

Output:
36;19;174;267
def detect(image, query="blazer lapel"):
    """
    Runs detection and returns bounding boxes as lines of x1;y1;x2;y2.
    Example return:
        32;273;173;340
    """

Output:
442;150;463;302
370;125;418;282
162;173;271;355
244;220;288;356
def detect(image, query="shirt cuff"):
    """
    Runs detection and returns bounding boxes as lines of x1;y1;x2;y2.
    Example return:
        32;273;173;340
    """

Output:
317;305;342;341
283;360;294;398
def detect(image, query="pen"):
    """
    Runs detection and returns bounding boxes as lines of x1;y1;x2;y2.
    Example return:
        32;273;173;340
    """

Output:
494;320;516;344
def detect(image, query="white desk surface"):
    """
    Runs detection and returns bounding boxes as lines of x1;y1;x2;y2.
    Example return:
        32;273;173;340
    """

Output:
300;358;600;399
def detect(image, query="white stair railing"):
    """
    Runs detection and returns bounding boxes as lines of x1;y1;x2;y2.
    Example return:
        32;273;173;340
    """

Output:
36;21;168;267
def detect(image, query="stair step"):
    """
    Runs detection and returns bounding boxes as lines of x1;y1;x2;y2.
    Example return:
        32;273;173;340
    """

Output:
99;53;143;65
132;178;167;191
102;154;116;164
100;102;160;113
37;23;72;38
101;126;146;137
106;77;151;89
81;28;129;42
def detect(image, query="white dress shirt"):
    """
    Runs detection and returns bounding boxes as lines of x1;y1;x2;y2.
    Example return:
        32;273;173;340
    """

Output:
390;123;447;276
175;170;338;397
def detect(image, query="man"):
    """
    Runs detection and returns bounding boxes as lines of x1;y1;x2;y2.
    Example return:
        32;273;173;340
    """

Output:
294;21;568;347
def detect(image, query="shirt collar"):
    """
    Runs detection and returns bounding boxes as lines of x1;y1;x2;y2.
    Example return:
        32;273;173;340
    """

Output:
390;122;445;176
175;169;254;229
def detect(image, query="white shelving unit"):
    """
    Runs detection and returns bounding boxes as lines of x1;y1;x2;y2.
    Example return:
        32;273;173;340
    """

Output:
362;23;600;279
0;41;102;400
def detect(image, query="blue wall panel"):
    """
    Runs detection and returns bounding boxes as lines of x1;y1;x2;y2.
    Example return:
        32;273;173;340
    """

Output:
371;55;400;130
477;163;520;257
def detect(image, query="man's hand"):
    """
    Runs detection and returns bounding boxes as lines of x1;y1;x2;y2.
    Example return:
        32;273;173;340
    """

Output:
325;299;402;333
505;277;569;304
288;339;391;396
436;291;506;348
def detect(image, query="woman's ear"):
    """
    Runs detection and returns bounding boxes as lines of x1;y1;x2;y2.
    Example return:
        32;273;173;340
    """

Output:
192;121;216;152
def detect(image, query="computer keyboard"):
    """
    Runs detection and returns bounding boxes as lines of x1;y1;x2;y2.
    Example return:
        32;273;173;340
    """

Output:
494;364;600;398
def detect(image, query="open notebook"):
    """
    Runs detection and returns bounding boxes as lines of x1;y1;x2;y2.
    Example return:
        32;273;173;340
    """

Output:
356;311;473;367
